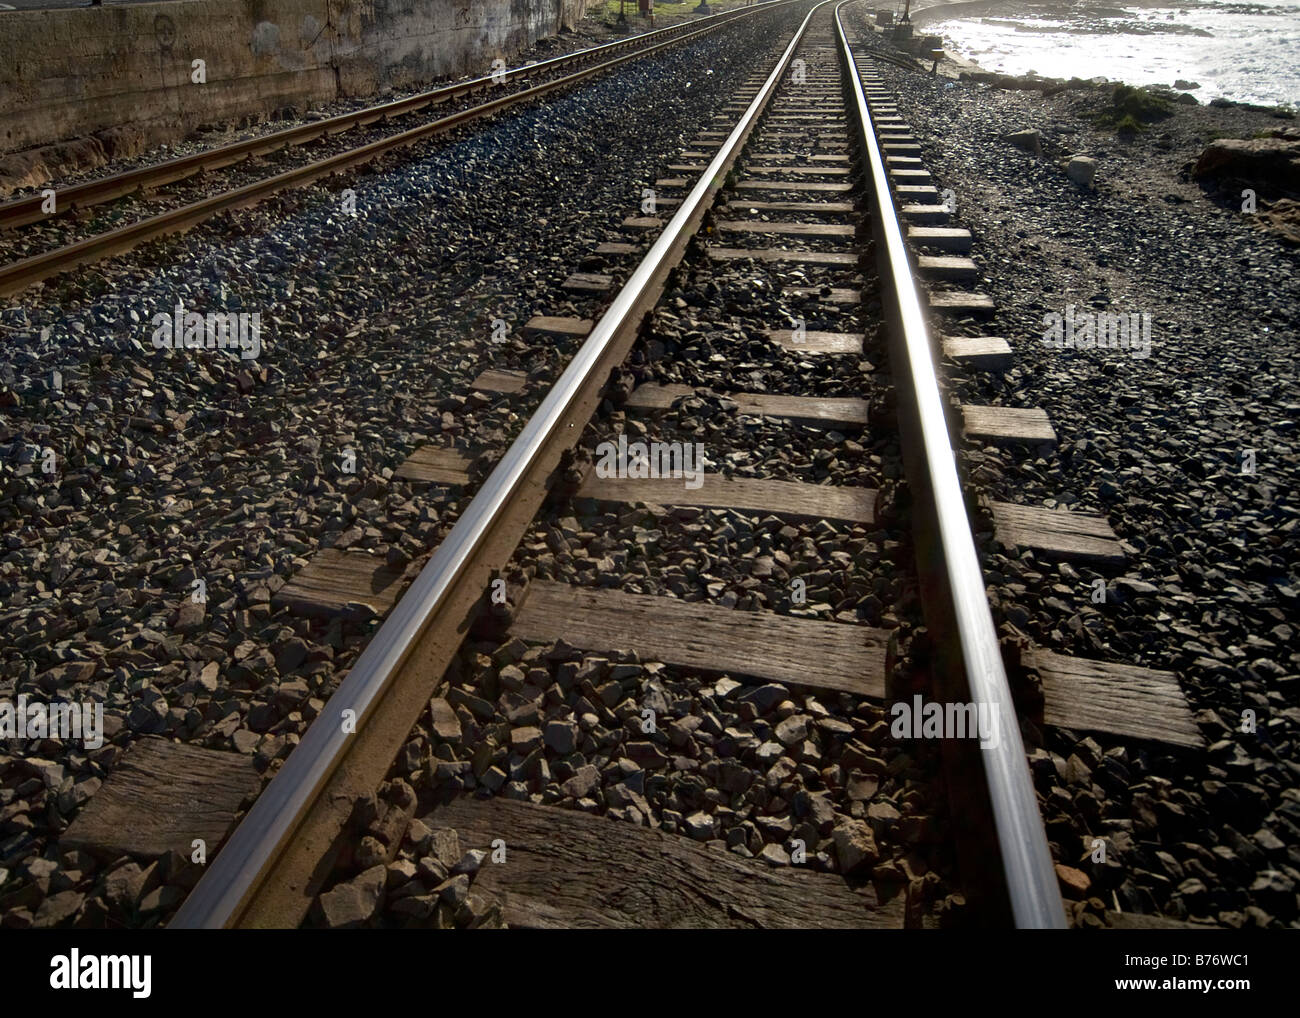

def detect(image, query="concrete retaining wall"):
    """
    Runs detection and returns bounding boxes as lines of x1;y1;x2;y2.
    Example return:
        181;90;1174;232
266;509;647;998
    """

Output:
0;0;587;182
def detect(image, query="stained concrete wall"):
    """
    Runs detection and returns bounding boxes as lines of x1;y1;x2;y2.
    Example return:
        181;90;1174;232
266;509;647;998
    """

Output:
0;0;587;186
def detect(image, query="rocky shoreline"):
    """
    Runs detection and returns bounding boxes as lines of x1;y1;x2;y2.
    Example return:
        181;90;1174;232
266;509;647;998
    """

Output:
864;6;1300;242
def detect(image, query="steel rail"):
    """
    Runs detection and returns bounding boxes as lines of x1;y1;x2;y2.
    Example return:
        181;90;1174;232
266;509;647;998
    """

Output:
0;2;792;298
833;0;1066;928
171;0;830;929
0;2;781;232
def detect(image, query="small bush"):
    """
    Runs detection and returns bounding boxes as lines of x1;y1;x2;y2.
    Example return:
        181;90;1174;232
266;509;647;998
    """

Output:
1112;113;1144;135
1094;84;1174;132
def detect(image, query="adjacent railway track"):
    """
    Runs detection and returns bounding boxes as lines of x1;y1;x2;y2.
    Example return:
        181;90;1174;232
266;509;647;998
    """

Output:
0;1;790;298
167;0;1069;930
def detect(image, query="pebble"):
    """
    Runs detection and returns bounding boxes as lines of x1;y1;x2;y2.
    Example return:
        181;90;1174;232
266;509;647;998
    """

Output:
774;715;809;747
315;865;386;929
683;811;716;840
434;874;471;907
450;849;487;877
429;698;462;741
32;890;84;928
561;764;601;799
831;819;878;874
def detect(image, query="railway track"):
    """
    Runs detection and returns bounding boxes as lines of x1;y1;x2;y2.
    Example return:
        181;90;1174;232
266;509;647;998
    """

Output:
163;0;1068;930
0;1;789;298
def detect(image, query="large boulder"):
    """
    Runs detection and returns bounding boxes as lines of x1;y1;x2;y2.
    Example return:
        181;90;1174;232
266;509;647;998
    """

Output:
1192;137;1300;190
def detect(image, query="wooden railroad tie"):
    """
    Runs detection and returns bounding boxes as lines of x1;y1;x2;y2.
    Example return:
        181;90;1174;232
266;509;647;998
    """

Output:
929;290;995;315
625;382;869;428
715;220;856;239
720;201;857;215
562;272;614;293
394;446;478;485
902;204;949;225
765;328;865;354
471;368;528;394
989;502;1126;566
908;226;972;254
1029;649;1202;749
523;316;592;340
273;548;410;621
942;336;1013;372
424;798;903;929
595;241;640;256
785;285;862;304
917;254;978;282
961;405;1057;446
576;473;877;526
62;738;259;860
735;180;854;193
510;580;887;699
707;247;861;267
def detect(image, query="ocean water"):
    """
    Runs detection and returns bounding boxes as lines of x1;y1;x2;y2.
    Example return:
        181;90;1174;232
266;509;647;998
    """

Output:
920;1;1300;107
